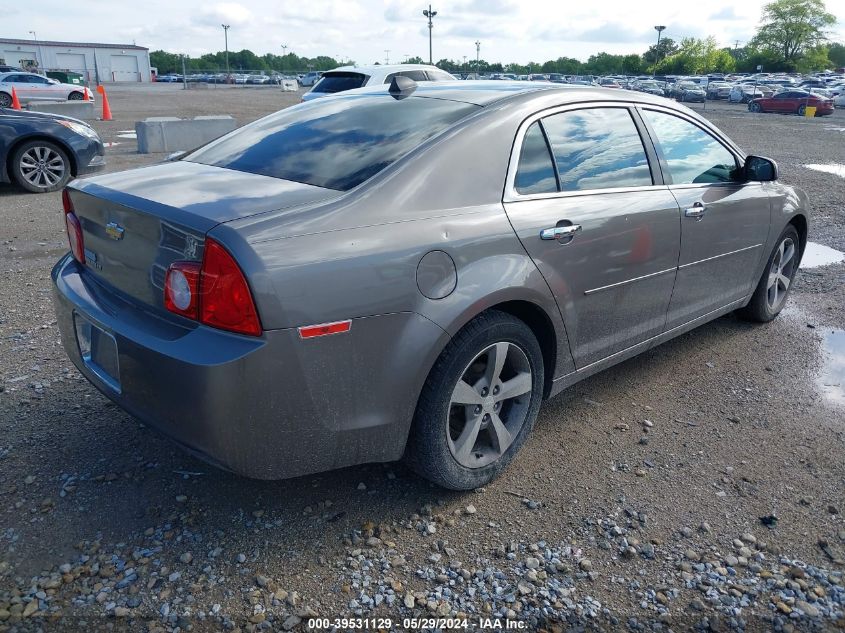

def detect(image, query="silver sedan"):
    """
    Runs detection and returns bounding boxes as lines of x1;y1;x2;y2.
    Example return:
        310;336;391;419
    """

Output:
0;72;93;107
52;80;807;489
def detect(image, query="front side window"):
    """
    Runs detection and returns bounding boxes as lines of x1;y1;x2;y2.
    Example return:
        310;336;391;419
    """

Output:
185;95;480;191
643;110;738;185
514;122;557;195
541;108;652;192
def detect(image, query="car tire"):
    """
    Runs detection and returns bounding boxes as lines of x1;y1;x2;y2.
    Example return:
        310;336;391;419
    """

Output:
10;140;72;193
404;310;544;490
797;104;806;116
0;91;11;108
68;91;84;101
737;225;800;323
749;102;761;113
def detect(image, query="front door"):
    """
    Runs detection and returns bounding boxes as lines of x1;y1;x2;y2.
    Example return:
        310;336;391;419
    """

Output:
639;108;771;329
503;106;681;368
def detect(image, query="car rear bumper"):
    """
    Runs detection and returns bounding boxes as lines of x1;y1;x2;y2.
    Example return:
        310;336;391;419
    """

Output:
51;255;450;479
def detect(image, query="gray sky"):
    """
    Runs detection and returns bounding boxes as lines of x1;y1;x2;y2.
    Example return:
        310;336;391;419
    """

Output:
5;0;844;64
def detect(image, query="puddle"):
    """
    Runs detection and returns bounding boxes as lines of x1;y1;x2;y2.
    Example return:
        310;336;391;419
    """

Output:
804;163;845;178
818;328;845;407
824;127;845;132
116;132;137;139
801;242;845;268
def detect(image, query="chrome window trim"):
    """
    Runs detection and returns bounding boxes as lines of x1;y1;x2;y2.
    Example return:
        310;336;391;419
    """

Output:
504;101;658;203
583;267;677;296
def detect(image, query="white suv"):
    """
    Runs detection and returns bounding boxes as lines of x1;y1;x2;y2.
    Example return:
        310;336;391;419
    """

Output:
301;64;456;101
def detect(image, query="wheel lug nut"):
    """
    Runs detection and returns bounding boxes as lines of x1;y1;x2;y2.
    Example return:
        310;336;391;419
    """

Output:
493;386;499;395
481;388;488;396
474;405;481;414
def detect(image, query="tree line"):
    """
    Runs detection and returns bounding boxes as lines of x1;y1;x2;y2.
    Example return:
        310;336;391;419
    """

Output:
151;0;842;76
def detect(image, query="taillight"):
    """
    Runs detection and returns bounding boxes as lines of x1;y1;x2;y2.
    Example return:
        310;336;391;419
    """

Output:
164;238;262;336
62;189;85;264
164;262;201;319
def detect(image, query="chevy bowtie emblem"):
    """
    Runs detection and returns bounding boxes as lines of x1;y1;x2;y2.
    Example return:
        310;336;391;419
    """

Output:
105;222;125;241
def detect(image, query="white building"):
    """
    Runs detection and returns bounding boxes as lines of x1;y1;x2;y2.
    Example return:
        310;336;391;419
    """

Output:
0;38;152;83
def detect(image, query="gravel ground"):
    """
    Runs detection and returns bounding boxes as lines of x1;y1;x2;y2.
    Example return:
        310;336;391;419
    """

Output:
1;85;844;632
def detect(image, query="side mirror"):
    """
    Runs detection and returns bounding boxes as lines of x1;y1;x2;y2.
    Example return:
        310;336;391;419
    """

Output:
166;150;186;162
744;155;778;182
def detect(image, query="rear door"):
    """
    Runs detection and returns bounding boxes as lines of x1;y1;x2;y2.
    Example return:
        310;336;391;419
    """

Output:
3;74;32;99
639;107;771;329
503;104;681;368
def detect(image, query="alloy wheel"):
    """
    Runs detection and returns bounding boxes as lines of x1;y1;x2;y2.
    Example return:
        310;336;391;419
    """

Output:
19;146;66;190
766;237;796;312
0;93;11;108
447;342;533;469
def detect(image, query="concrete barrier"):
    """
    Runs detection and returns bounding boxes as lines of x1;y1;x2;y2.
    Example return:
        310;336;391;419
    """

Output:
135;115;237;154
25;101;97;121
281;79;298;92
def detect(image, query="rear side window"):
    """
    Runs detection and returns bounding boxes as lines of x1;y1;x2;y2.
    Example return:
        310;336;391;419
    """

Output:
642;110;738;185
185;95;480;191
312;72;368;94
426;70;456;82
385;70;428;83
514;122;557;195
541;108;652;192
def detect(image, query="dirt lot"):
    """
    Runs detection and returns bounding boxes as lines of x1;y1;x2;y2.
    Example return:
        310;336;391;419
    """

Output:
1;84;844;632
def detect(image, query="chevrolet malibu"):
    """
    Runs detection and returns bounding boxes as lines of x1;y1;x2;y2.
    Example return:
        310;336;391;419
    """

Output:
52;80;807;490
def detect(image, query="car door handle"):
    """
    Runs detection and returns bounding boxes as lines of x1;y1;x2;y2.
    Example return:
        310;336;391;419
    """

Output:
684;203;707;219
540;224;582;240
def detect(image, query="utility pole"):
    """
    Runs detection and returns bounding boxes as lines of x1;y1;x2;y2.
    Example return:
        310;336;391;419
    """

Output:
475;40;480;78
281;44;288;72
463;55;467;74
423;5;437;65
653;25;666;76
221;24;230;80
29;31;42;72
181;54;187;89
385;49;390;65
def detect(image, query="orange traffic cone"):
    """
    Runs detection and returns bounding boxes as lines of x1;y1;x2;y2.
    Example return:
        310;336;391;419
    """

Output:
10;87;22;110
96;85;112;121
83;86;90;101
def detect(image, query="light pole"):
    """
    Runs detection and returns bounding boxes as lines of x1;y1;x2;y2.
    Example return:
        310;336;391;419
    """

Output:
653;25;666;75
475;40;480;78
423;5;437;65
221;24;230;80
463;55;467;74
29;31;42;72
384;49;390;65
281;44;288;72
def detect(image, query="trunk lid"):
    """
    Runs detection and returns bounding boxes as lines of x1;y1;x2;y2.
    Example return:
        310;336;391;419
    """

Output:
68;161;340;310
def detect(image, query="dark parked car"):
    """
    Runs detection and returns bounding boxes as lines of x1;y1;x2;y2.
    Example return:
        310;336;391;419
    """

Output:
52;81;806;489
0;108;104;192
674;82;706;102
749;91;834;116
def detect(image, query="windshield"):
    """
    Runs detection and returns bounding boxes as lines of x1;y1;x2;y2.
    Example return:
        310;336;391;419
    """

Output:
185;95;480;191
312;72;369;94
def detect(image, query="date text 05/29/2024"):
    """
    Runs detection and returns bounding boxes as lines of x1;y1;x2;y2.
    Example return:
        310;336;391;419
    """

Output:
307;617;528;629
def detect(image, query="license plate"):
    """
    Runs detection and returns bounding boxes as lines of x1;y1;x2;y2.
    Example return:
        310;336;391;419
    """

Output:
74;313;121;393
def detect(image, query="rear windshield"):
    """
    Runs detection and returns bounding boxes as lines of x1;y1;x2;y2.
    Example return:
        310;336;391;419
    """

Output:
312;72;368;94
185;95;480;191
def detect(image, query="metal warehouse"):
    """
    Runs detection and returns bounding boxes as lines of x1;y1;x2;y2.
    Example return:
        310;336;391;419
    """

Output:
0;37;151;83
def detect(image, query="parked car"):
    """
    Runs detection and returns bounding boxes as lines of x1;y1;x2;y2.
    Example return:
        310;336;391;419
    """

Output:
674;82;706;102
0;72;93;107
0;107;104;192
635;80;666;97
0;65;23;73
298;71;323;87
51;81;806;489
301;64;456;101
246;74;271;84
706;82;732;100
157;74;183;83
728;84;773;103
749;91;834;116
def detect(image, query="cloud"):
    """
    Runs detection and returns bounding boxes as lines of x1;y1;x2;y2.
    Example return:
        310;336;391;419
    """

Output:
567;23;656;44
710;7;741;21
196;3;253;27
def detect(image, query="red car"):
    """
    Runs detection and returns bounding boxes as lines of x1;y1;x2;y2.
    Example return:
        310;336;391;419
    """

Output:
749;90;834;116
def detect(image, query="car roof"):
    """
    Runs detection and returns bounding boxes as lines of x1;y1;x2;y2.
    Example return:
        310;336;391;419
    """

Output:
326;80;675;108
324;64;452;81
